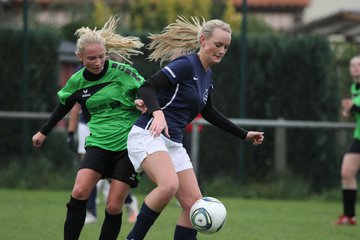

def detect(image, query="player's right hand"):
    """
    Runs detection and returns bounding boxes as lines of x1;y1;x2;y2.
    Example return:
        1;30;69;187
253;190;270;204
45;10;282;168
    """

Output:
150;110;169;138
32;132;46;147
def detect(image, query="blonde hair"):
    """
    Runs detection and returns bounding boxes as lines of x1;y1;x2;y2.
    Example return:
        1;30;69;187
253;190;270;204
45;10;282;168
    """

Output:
74;15;144;64
147;16;231;65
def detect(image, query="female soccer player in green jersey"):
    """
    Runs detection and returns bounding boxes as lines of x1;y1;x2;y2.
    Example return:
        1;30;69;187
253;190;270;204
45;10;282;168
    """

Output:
32;16;145;239
336;56;360;226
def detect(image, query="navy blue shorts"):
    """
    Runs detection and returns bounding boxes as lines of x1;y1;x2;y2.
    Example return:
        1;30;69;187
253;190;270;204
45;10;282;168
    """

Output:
346;139;360;154
80;146;139;188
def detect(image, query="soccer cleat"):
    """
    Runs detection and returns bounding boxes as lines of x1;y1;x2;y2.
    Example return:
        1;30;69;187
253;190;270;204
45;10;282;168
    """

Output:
85;212;97;224
125;195;139;223
127;211;137;224
335;215;356;226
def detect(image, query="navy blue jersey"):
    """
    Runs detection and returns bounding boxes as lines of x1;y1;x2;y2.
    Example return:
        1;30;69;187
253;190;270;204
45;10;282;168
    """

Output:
135;53;213;142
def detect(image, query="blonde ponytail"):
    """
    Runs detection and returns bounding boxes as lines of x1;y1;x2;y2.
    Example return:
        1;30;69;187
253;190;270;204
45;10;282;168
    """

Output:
147;16;205;65
75;15;144;64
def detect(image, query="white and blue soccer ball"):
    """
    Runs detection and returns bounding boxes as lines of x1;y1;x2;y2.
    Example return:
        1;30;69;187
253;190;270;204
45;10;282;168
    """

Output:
189;197;227;234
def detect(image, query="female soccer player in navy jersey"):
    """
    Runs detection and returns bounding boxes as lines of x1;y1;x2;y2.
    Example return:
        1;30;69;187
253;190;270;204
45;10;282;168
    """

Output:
126;16;264;240
32;16;145;240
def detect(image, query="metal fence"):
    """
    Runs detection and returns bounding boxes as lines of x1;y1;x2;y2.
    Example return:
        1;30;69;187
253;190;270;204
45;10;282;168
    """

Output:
0;111;356;176
190;118;355;176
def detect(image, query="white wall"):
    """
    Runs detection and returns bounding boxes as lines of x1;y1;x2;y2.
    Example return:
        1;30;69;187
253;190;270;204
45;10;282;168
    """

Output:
303;0;360;23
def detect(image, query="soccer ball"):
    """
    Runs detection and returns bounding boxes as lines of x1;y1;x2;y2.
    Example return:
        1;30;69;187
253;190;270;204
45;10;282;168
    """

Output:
189;197;227;234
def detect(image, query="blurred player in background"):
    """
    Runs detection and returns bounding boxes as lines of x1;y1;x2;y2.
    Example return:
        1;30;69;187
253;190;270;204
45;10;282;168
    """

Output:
125;16;264;240
32;15;144;240
67;103;139;224
336;56;360;226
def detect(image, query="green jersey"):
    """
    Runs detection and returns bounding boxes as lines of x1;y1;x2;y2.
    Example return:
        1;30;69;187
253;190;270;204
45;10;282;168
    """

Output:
351;83;360;140
58;60;144;151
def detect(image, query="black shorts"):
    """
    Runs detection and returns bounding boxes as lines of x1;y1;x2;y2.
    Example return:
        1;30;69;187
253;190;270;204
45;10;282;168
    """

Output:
346;139;360;154
80;146;139;188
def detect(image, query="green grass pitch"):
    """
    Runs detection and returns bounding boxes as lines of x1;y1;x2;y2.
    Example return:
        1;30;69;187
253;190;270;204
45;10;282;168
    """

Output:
0;189;359;239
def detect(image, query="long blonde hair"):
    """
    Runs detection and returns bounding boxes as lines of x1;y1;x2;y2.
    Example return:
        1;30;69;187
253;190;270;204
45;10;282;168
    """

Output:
147;16;231;65
74;15;144;64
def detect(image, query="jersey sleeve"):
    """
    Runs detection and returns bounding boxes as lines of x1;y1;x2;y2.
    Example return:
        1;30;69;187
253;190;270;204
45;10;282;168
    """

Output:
115;63;145;104
160;56;193;85
121;63;145;92
57;74;79;106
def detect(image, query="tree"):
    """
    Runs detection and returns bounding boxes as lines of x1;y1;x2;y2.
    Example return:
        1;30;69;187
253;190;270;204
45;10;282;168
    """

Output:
128;0;212;32
222;0;241;34
92;0;113;27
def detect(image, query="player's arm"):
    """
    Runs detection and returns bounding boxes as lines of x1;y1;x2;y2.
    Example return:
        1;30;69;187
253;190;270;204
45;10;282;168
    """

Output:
201;95;264;145
32;102;75;147
40;102;74;135
201;94;248;140
138;71;171;113
137;70;172;137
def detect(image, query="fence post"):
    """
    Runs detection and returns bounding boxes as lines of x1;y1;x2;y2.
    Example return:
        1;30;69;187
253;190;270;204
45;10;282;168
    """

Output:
191;121;200;178
274;119;287;174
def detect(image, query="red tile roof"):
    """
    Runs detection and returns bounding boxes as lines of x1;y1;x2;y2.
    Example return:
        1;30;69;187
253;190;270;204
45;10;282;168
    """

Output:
233;0;311;8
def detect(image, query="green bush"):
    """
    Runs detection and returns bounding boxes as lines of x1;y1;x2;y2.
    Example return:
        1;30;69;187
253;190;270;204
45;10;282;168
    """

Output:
0;27;61;170
0;132;76;190
196;34;340;193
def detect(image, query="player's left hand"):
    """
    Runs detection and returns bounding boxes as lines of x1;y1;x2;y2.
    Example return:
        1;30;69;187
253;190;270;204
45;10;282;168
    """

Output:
246;131;264;146
341;99;353;112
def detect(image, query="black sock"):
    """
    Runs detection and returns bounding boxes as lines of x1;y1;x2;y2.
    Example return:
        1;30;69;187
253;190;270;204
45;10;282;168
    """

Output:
64;196;87;240
343;189;357;217
174;225;198;240
126;202;160;240
99;210;122;240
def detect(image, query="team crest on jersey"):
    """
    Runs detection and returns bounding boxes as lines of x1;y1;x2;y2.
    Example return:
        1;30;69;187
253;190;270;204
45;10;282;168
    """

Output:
203;89;209;104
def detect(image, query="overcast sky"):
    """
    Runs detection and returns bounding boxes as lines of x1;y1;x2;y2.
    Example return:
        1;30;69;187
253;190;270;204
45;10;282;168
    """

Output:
303;0;360;22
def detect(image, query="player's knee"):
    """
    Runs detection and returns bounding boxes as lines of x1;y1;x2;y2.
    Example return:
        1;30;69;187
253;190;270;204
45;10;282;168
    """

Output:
159;180;179;200
106;202;122;215
71;186;89;200
179;195;202;212
341;169;355;181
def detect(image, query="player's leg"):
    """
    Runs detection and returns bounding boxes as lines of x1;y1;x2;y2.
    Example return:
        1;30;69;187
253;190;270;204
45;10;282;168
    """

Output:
64;168;101;240
77;122;99;224
174;169;201;240
99;179;130;240
126;151;179;240
336;153;360;225
99;150;139;239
